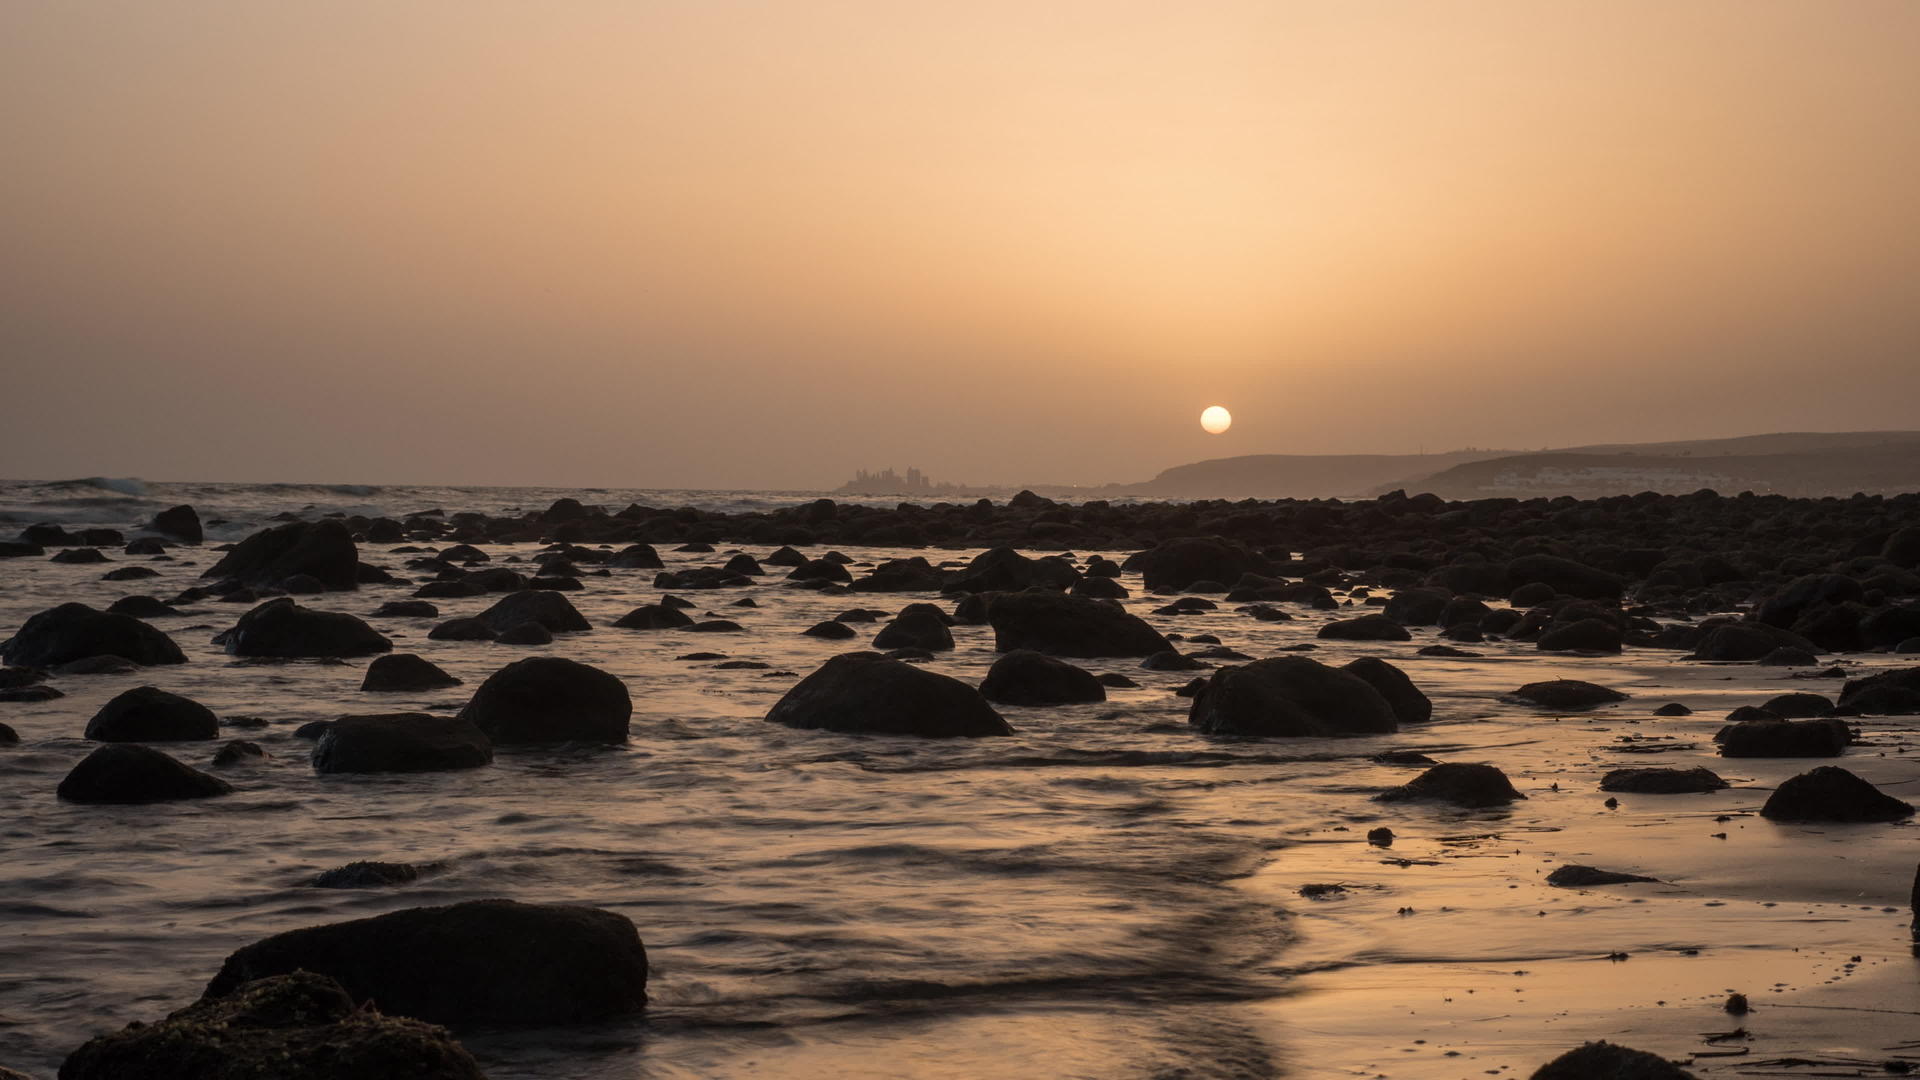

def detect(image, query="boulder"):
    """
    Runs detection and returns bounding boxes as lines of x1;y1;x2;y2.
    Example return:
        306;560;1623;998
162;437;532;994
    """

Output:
1716;718;1851;758
1536;618;1623;653
1375;763;1525;807
613;604;694;630
767;652;1012;737
310;861;423;888
948;547;1078;593
1133;537;1272;592
57;744;234;803
494;622;554;646
107;596;178;618
313;713;493;774
1756;573;1865;629
60;972;486;1080
374;600;440;619
203;520;359;591
147;504;204;544
802;620;857;639
979;650;1106;706
428;618;496;642
85;685;220;741
475;591;590;634
1187;657;1400;737
1757;692;1833;718
1530;1041;1694;1080
458;657;631;744
0;602;186;668
1546;865;1659;886
1599;767;1728;794
987;591;1172;658
871;612;955;652
212;740;267;767
226;599;393;659
203;899;649;1026
1505;554;1624;600
362;653;462;692
1340;657;1432;725
1689;622;1820;662
1837;666;1920;715
1761;766;1914;822
1315;614;1411;641
1508;680;1626;710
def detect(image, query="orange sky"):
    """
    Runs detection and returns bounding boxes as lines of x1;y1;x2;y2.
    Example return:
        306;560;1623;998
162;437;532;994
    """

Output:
3;1;1917;488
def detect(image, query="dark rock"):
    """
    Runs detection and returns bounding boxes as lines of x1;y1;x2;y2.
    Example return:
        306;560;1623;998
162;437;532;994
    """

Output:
685;620;743;632
1340;657;1432;725
767;652;1012;737
51;547;110;564
362;654;462;692
59;971;485;1080
872;612;955;652
1096;672;1138;688
1371;750;1437;764
1688;622;1820;662
1071;576;1129;599
987;591;1172;658
1837;667;1920;715
1506;554;1624;600
1717;718;1851;757
1316;614;1411;641
1756;573;1864;629
310;861;422;888
54;655;140;675
1653;702;1692;716
458;657;631;744
1537;618;1623;653
107;596;179;617
203;520;359;591
1;602;186;668
613;604;694;630
313;713;493;774
86;686;220;741
428;618;496;642
475;591;589;634
1375;762;1525;807
494;622;554;646
1546;865;1659;886
102;565;158;581
203;898;649;1026
1188;656;1400;737
1529;1041;1695;1080
226;599;392;659
149;504;204;544
1761;766;1914;822
609;544;663;569
1600;767;1728;794
1758;692;1834;718
787;558;853;584
212;739;267;766
1757;646;1820;667
1416;644;1481;657
1383;588;1450;626
979;650;1106;705
802;620;857;639
1508;680;1627;710
1141;650;1208;671
373;600;439;618
57;744;234;803
294;721;334;740
1134;537;1272;592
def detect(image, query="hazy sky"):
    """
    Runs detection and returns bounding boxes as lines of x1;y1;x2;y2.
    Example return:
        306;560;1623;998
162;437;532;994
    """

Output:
4;1;1918;489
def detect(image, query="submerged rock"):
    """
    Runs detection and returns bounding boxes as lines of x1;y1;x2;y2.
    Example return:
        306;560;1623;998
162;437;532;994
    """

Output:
986;591;1171;658
312;714;493;774
458;657;631;744
226;599;392;659
85;686;220;742
768;652;1012;737
212;740;268;767
57;744;234;804
978;650;1105;706
613;604;694;630
1;602;186;668
61;971;486;1080
475;590;590;634
1547;864;1659;887
1187;656;1400;737
1375;763;1525;807
361;653;462;692
1761;766;1914;822
203;899;650;1026
309;861;423;888
871;611;955;652
1315;614;1411;641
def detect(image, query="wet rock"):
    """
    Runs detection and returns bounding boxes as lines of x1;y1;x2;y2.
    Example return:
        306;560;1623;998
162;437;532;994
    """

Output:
1688;622;1820;662
1;602;187;668
148;504;204;544
1537;617;1623;653
1417;644;1481;657
1375;762;1525;807
374;602;440;621
102;565;158;581
1760;765;1914;822
786;558;853;584
1367;826;1394;846
1600;767;1728;793
1653;702;1692;716
979;650;1106;706
1383;588;1450;626
428;617;497;642
1372;750;1437;765
1340;657;1432;725
294;721;334;740
107;595;179;618
949;547;1078;593
85;686;220;742
212;739;267;766
362;654;462;692
203;519;360;591
1529;1041;1695;1080
226;599;393;659
494;622;554;646
1836;667;1920;715
1096;672;1138;688
204;899;649;1026
0;722;18;744
1071;576;1129;599
57;744;234;803
1757;646;1820;667
987;591;1172;658
872;612;955;652
55;655;140;675
1505;555;1624;600
458;657;631;744
1547;865;1659;886
313;713;493;774
767;652;1012;737
1133;537;1272;592
1758;692;1834;718
475;590;590;634
310;861;422;888
1316;614;1412;641
60;971;486;1080
0;666;45;689
1508;680;1627;710
1141;650;1208;671
1188;656;1400;737
685;620;744;632
1716;717;1851;757
613;604;694;630
609;543;663;569
802;620;857;639
51;548;110;564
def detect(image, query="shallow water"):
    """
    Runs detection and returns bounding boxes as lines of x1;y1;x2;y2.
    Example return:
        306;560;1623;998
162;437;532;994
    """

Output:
2;497;1918;1078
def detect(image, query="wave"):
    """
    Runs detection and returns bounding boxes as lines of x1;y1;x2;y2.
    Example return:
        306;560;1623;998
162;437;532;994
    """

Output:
40;476;149;497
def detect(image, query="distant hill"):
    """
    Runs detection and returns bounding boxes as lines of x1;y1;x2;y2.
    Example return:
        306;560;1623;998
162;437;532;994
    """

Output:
1116;431;1920;499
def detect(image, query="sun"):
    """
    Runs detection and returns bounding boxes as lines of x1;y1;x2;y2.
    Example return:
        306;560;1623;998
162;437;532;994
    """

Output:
1200;405;1232;435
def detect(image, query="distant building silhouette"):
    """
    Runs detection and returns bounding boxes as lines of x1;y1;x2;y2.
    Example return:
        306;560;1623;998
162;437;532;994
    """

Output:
834;466;966;495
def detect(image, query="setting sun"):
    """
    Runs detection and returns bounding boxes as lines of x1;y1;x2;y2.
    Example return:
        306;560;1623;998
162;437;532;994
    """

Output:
1200;405;1232;434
